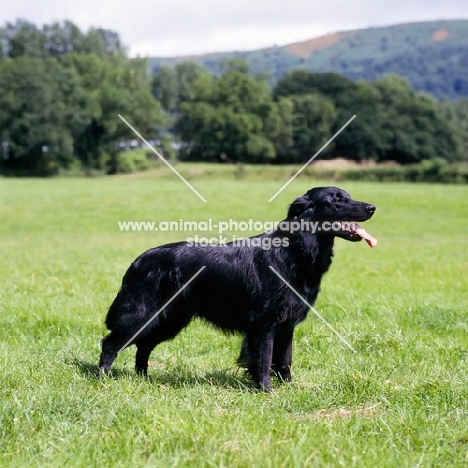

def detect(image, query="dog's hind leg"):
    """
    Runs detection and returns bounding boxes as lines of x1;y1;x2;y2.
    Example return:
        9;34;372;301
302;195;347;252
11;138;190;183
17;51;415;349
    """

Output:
134;306;195;376
135;341;157;376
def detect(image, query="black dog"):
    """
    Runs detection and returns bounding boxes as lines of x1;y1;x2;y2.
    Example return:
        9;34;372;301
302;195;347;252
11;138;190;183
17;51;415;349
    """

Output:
97;187;376;390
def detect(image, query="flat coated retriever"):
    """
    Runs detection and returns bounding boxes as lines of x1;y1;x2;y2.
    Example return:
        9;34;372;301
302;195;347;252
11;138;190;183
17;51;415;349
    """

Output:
97;187;376;390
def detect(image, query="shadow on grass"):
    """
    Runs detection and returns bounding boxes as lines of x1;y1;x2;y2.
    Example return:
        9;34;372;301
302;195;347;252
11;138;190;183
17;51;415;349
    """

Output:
69;356;254;391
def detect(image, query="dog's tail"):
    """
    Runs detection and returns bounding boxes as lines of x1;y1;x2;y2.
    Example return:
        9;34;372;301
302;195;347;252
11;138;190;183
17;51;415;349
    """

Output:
104;262;143;330
104;290;124;330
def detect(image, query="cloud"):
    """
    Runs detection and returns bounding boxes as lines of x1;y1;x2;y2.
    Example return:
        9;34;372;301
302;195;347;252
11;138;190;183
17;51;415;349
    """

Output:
1;0;467;56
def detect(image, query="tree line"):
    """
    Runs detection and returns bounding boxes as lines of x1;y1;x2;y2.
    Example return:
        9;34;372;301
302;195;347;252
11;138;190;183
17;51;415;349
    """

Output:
0;20;163;174
1;20;467;175
158;61;467;165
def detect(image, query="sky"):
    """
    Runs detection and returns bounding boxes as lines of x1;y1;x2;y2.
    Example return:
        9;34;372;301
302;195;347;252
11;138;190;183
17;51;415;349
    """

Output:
1;0;467;57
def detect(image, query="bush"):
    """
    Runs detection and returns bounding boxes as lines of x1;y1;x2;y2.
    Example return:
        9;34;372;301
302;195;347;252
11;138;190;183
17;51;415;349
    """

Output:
306;159;468;184
115;149;152;174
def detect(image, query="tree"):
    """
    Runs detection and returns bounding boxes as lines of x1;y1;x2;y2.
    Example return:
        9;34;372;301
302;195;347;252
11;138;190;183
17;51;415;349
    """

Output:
3;20;46;58
274;70;462;163
332;82;387;161
152;65;178;111
273;94;337;163
0;57;84;173
0;54;164;174
220;58;249;74
374;75;461;163
152;61;209;112
81;28;127;58
177;62;276;162
0;21;164;174
64;54;165;171
274;70;357;101
439;99;468;160
176;62;208;104
274;71;375;160
1;19;126;60
42;21;85;57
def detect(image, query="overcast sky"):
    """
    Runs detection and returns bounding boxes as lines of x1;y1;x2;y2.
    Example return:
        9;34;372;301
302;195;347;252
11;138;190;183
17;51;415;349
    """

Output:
1;0;467;57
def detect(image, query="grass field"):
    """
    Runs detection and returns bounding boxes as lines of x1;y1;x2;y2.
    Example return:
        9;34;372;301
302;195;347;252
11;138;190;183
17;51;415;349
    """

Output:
1;167;468;467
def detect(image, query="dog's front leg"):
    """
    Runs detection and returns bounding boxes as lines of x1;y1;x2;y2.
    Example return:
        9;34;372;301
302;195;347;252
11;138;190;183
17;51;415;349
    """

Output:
271;325;294;383
245;329;275;391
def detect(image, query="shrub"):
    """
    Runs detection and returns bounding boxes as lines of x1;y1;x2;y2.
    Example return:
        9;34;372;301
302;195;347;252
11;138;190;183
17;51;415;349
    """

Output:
115;149;152;173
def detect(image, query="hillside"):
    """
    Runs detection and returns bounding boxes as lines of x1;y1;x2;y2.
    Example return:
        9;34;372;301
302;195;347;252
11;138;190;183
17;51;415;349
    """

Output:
149;20;468;100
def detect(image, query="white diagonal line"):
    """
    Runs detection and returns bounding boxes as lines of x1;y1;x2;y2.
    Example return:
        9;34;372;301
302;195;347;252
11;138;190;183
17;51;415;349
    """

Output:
118;114;207;203
268;115;356;203
268;266;357;353
117;266;206;354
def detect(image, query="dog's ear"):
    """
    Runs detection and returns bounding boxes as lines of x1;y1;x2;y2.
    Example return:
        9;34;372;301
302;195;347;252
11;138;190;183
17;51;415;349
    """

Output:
287;196;315;220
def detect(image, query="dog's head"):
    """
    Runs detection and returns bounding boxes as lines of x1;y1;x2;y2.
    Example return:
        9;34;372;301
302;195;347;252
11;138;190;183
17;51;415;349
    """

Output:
287;187;377;246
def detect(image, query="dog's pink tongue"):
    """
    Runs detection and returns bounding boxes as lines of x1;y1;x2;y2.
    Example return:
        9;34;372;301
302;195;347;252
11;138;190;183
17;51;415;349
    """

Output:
355;225;377;248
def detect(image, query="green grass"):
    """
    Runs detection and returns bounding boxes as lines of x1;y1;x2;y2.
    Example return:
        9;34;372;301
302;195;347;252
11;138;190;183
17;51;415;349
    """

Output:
1;169;468;467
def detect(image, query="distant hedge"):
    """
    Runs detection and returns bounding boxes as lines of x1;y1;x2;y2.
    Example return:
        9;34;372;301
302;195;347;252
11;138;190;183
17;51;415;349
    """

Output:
304;160;468;184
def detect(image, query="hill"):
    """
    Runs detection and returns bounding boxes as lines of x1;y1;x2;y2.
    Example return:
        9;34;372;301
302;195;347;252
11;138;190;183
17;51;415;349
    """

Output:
148;20;468;100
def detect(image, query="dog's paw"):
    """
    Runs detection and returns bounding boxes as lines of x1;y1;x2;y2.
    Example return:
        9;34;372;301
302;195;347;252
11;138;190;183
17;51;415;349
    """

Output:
94;367;107;378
